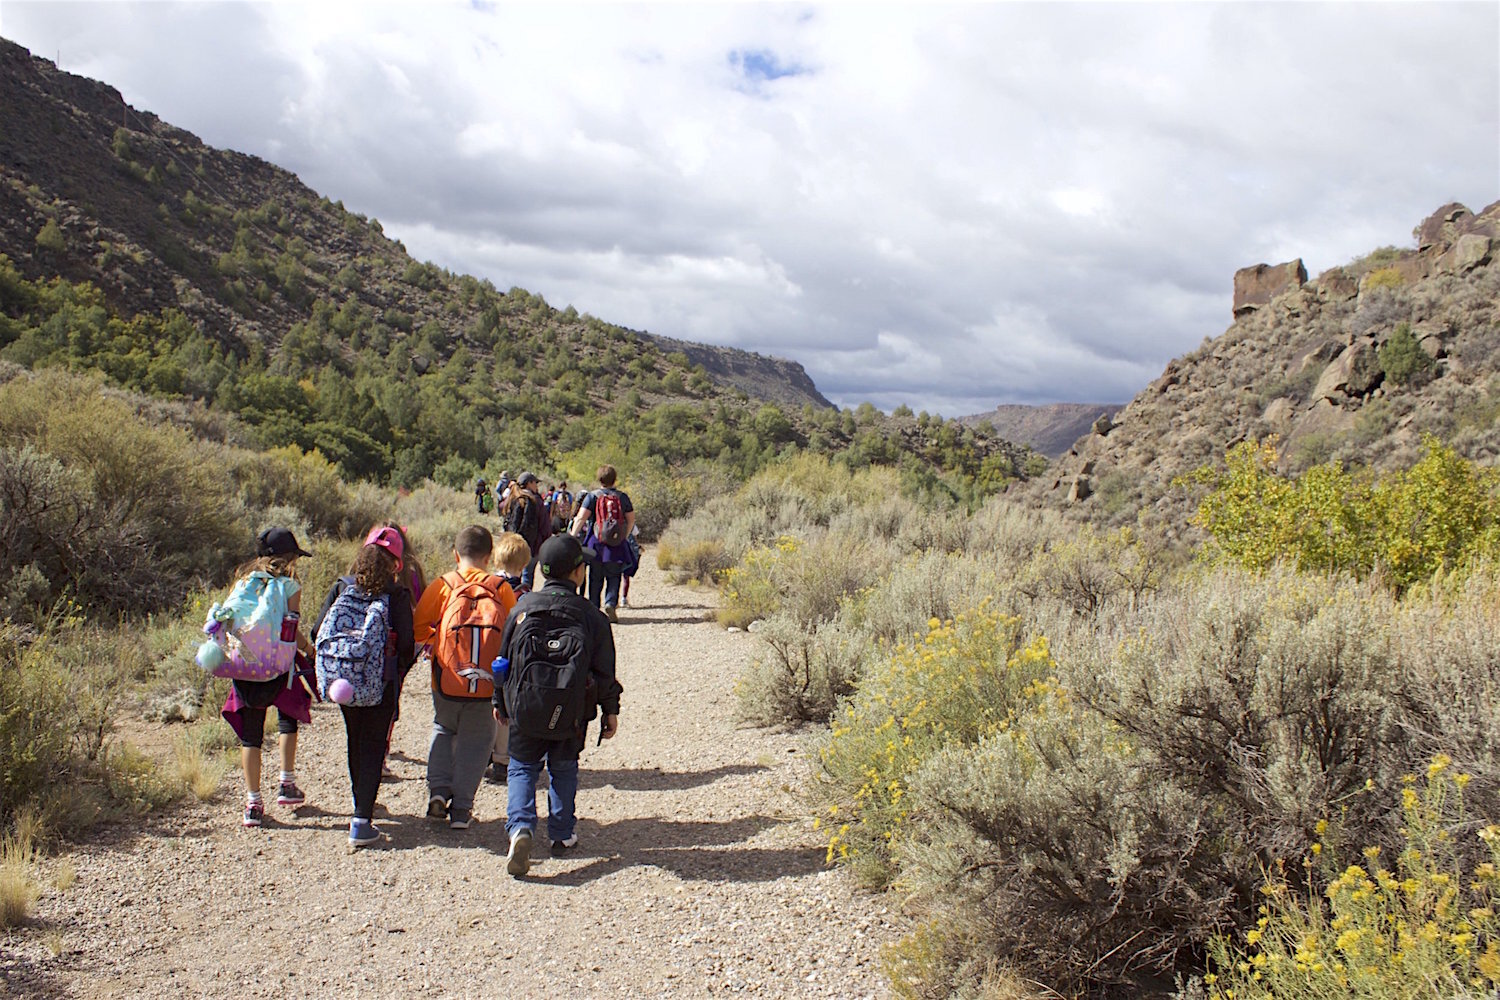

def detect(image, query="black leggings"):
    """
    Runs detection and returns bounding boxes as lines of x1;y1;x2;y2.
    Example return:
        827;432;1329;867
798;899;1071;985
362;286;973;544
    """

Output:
233;676;300;748
341;684;399;820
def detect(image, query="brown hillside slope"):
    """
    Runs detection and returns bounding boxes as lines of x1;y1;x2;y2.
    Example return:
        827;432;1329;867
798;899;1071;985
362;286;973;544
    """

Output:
1025;201;1500;535
0;38;831;413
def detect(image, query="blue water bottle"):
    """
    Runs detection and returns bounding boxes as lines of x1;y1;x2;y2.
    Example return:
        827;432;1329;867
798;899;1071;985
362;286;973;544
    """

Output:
491;656;509;685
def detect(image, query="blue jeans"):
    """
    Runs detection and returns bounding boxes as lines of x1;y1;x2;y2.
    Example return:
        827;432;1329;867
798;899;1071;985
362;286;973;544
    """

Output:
506;735;581;841
587;562;623;609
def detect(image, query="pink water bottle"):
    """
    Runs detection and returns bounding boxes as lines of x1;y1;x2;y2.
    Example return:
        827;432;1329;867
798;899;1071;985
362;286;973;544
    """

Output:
280;611;299;643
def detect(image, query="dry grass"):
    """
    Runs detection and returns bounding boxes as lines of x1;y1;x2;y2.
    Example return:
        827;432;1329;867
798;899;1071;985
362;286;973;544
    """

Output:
173;735;228;802
51;857;76;892
0;833;38;928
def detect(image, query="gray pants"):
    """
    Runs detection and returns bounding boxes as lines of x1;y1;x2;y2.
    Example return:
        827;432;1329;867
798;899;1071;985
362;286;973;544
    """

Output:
428;693;494;812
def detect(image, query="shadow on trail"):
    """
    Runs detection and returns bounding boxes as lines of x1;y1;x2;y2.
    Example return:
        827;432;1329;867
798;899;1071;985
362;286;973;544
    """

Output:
0;948;76;999
581;763;767;792
614;614;713;626
530;814;825;887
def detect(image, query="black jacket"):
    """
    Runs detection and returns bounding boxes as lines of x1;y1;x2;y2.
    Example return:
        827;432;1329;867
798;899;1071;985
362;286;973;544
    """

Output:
494;579;622;718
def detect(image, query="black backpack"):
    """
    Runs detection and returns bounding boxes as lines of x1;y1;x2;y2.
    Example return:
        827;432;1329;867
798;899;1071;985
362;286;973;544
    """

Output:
504;492;542;549
504;598;594;740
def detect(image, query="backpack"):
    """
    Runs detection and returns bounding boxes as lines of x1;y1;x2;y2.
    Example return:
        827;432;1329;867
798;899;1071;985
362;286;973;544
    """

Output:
432;572;508;699
593;489;627;547
202;572;299;681
313;585;391;707
504;492;542;549
503;598;594;740
478;491;494;515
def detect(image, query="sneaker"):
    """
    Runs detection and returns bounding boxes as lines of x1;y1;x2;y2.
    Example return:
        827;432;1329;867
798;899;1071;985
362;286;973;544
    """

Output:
349;819;382;847
275;782;306;807
449;807;471;830
506;829;533;877
426;794;449;821
242;801;264;827
551;834;578;852
604;605;619;623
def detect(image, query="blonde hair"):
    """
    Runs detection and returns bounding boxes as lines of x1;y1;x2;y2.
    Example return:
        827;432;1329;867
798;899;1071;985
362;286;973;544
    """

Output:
494;532;532;575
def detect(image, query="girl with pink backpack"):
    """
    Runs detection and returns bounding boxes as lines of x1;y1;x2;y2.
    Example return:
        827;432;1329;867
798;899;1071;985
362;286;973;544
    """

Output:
200;528;316;828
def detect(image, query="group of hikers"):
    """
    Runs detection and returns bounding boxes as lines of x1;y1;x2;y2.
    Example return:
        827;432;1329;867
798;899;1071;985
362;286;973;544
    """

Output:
474;468;642;618
197;465;638;877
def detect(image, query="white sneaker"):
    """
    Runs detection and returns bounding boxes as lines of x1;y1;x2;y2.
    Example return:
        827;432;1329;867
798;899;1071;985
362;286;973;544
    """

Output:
506;829;533;877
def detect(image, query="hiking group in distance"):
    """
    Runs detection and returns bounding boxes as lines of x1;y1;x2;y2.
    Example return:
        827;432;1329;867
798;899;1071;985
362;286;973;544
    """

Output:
196;465;638;877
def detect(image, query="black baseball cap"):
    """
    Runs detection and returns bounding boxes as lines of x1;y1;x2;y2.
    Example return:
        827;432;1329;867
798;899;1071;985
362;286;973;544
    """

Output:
256;526;312;558
518;471;539;486
537;534;595;578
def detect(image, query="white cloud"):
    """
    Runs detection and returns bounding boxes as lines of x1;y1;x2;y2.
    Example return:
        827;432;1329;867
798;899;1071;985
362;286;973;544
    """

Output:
2;1;1495;416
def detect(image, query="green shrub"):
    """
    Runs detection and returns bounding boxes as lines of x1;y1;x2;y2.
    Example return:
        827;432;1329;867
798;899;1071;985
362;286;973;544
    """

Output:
1206;762;1500;999
1378;321;1435;387
734;614;870;726
811;606;1051;887
718;533;879;630
231;444;386;539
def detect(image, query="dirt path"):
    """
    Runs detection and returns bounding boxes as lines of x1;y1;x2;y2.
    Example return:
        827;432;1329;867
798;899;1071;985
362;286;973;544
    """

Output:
3;561;898;999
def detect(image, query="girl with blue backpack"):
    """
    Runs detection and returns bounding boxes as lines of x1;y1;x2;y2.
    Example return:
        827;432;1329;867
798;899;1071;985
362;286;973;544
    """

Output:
312;527;415;847
202;528;315;828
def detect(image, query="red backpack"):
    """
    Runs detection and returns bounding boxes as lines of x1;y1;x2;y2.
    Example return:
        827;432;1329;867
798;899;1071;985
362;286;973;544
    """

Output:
594;490;627;547
431;572;510;699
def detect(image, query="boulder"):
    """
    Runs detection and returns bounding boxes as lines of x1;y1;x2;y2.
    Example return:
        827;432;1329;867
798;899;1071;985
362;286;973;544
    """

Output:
1262;397;1294;428
1233;259;1309;317
1068;475;1092;503
1314;267;1359;303
1414;202;1472;251
1312;347;1351;400
1446;233;1492;272
1346;341;1384;397
1092;414;1114;437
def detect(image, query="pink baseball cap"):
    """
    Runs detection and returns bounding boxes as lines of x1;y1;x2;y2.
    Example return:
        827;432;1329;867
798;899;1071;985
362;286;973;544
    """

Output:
364;526;404;568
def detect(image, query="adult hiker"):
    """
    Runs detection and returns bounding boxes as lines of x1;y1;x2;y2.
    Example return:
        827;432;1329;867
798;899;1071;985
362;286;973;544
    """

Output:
502;471;552;589
569;464;636;622
475;478;493;515
495;533;622;876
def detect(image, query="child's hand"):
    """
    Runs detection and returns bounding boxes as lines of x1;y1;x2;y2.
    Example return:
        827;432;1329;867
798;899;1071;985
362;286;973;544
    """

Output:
600;714;619;739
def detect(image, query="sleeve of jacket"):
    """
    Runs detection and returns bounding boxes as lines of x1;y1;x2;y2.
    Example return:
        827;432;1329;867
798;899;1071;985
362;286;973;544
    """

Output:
411;574;450;645
493;599;525;715
590;612;622;717
387;586;416;677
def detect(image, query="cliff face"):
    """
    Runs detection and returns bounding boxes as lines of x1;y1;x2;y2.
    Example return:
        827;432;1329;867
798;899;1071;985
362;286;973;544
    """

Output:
0;37;833;413
958;403;1125;459
1025;201;1500;534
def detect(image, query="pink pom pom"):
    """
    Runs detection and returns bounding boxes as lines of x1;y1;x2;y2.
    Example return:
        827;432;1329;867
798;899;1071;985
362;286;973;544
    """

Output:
328;678;354;704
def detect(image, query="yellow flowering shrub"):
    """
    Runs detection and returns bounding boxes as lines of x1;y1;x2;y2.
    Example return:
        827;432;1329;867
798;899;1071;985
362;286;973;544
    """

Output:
1209;759;1500;999
810;604;1053;886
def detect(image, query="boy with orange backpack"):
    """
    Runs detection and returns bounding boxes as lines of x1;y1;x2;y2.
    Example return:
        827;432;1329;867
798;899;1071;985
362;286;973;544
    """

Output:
411;525;516;830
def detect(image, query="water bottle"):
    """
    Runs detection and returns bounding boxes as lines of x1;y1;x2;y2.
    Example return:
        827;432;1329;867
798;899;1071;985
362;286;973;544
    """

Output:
491;656;509;685
279;611;300;644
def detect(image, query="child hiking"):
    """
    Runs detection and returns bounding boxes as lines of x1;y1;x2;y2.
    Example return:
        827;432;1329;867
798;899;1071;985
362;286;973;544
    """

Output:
412;525;517;830
487;532;532;785
203;527;315;828
496;534;623;877
311;527;416;847
502;471;552;590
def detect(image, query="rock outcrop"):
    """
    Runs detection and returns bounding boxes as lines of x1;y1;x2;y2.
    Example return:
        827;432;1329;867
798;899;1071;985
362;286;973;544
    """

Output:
1025;201;1500;537
1232;259;1309;317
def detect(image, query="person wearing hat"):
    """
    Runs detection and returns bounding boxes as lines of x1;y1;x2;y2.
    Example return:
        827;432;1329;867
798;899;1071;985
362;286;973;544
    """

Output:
475;478;493;515
219;527;316;828
495;534;622;876
310;526;417;845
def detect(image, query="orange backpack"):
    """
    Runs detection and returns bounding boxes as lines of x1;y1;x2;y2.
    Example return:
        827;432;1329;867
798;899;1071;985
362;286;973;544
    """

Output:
432;572;511;699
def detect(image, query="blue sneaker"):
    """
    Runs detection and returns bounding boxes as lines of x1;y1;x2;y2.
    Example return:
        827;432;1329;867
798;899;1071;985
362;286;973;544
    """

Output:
349;819;382;848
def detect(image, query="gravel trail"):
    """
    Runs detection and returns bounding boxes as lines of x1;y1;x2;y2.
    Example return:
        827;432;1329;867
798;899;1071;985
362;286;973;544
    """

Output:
2;560;898;999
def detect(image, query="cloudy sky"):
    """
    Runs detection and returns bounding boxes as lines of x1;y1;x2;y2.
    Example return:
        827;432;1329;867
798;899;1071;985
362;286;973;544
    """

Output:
2;2;1496;415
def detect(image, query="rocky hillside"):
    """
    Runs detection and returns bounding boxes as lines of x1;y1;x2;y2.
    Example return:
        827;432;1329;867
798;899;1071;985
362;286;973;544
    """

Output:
959;403;1124;459
1029;201;1500;534
0;38;1033;489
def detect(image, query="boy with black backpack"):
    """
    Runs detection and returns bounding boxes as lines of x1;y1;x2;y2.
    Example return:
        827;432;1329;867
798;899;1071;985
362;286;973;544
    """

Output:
495;534;622;877
412;525;517;830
